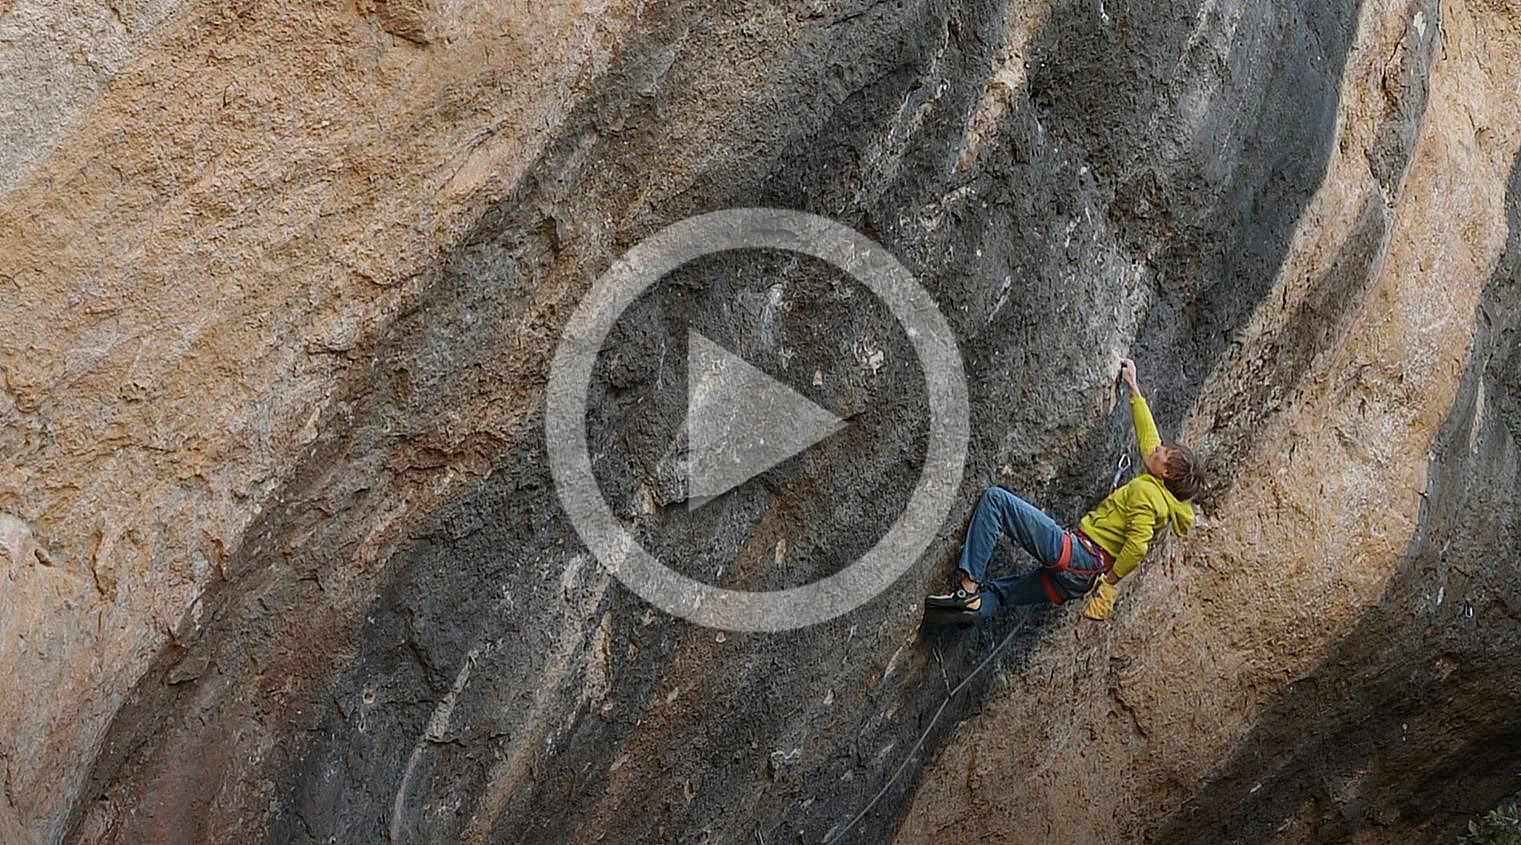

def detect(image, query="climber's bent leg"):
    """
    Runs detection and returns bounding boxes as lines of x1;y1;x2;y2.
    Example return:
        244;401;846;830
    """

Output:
956;486;1067;585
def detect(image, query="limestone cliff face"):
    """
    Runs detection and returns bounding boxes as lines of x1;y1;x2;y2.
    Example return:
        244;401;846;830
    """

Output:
1;0;1517;843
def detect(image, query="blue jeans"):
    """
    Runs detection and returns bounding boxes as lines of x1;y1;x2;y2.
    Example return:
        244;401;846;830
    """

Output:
957;486;1098;618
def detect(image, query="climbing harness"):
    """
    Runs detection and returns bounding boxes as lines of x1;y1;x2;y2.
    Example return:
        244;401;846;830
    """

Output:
1035;530;1113;603
1035;453;1131;603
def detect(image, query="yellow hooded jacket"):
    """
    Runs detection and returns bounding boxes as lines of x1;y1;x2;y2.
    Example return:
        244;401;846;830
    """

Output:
1077;396;1194;578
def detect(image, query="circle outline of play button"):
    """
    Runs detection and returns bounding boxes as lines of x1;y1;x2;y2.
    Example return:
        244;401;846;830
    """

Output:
545;208;969;632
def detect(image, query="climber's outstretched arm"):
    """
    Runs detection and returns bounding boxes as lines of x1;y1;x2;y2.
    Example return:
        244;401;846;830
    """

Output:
1119;358;1161;456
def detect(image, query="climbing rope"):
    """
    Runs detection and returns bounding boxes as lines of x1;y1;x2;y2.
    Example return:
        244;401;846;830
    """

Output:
821;622;1027;845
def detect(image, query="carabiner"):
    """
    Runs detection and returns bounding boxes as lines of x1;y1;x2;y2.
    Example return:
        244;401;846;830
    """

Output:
1110;453;1132;491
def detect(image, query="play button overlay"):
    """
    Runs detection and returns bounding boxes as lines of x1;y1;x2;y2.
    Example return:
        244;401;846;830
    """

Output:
686;329;846;510
545;208;968;632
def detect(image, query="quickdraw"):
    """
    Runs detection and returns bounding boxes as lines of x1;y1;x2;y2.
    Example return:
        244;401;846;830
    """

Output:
1111;452;1132;492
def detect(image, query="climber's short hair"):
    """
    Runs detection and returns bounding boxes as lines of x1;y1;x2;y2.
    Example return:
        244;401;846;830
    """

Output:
1160;442;1202;501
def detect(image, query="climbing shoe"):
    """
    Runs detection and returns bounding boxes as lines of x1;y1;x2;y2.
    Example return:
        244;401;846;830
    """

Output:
1083;580;1118;621
925;587;981;614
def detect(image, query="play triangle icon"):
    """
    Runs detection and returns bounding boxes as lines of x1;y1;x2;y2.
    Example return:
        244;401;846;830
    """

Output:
686;329;846;509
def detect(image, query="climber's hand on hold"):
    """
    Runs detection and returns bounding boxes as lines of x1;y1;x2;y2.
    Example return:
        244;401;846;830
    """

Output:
1118;359;1140;397
1083;579;1118;621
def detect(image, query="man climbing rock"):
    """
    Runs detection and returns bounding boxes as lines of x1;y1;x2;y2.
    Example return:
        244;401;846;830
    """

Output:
926;358;1200;622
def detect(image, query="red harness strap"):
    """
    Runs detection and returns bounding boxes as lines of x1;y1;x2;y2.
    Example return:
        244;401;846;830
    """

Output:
1038;570;1066;604
1039;533;1075;603
1040;532;1114;603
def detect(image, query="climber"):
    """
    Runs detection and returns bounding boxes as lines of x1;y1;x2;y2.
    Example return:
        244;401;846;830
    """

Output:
925;358;1199;622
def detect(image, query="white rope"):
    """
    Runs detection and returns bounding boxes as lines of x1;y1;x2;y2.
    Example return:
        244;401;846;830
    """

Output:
821;621;1025;844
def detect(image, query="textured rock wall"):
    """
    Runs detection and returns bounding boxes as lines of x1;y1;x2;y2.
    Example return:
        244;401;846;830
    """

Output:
1;0;641;839
1;0;1518;843
899;0;1521;841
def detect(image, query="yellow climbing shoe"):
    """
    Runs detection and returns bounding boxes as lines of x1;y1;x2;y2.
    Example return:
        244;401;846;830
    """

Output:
1083;580;1118;621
